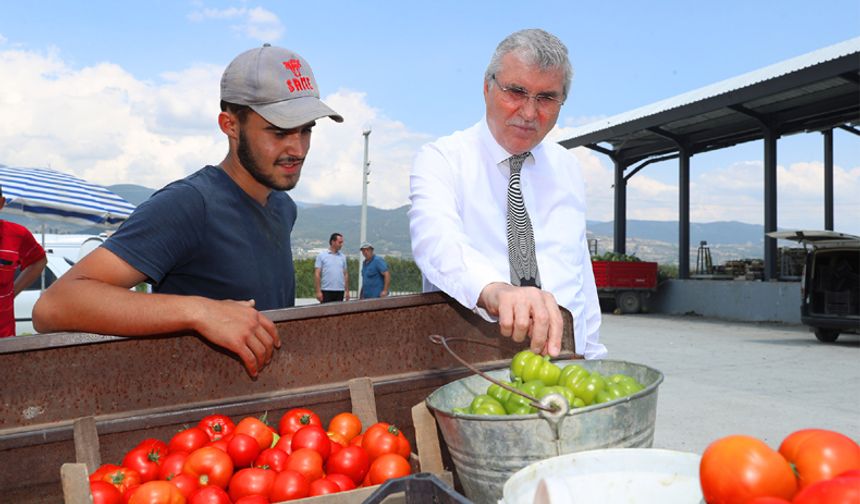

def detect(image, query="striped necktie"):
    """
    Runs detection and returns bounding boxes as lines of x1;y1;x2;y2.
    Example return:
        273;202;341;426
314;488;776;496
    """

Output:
506;152;541;288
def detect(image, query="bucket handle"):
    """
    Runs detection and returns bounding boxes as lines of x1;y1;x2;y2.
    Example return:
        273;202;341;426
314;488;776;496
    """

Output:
428;334;566;416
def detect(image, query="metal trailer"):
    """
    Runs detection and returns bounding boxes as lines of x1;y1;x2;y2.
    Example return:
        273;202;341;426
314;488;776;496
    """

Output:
591;261;659;314
0;292;575;502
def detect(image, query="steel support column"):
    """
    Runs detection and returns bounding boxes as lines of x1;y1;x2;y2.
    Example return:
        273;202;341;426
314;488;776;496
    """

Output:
823;129;834;231
613;159;627;254
679;147;691;279
764;129;778;280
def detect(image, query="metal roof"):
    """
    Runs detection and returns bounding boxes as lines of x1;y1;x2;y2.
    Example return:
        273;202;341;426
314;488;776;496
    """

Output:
560;37;860;165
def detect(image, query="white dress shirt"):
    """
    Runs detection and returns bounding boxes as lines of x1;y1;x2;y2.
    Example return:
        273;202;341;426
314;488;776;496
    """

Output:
409;118;606;359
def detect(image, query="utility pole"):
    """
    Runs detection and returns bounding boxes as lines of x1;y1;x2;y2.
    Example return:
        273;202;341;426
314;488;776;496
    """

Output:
358;128;371;298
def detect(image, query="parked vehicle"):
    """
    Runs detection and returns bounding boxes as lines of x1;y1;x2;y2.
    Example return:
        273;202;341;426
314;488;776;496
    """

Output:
14;252;74;335
591;259;658;314
769;230;860;342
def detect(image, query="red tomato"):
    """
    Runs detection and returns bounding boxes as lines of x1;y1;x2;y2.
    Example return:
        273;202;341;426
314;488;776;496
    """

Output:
325;473;357;492
779;429;860;490
839;469;860;478
102;467;143;495
90;480;123;504
278;408;322;436
167;473;198;498
325;446;370;484
207;439;229;452
182;446;234;489
269;470;310;502
254;447;289;472
328;412;362;442
198;414;236;442
123;446;164;483
187;485;231;504
309;478;341;496
700;435;797;504
169;427;210;454
228;467;275;502
286;448;325;482
228;433;262;468
327;431;348;448
273;433;293;455
159;451;190;480
235;417;274;451
368;453;411;485
361;422;411;460
234;496;269;504
128;480;185;504
122;485;140;504
136;438;170;457
349;434;363;447
329;437;343;458
793;475;860;504
291;425;331;460
91;464;123;483
747;498;792;504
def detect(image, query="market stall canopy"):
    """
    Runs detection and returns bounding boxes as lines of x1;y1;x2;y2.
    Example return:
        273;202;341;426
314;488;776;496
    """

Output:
0;166;136;228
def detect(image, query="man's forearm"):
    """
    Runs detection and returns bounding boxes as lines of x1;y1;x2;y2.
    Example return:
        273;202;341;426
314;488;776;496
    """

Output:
13;258;47;297
33;276;205;336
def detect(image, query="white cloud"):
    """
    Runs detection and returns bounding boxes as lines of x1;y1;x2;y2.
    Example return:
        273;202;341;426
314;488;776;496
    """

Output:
188;5;283;42
0;47;429;210
290;90;433;209
0;33;7;45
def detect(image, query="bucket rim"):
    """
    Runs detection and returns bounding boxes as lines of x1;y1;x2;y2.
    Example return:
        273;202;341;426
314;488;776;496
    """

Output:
425;359;664;419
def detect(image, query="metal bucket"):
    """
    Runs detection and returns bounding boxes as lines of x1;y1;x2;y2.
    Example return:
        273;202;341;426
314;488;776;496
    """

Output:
424;359;664;504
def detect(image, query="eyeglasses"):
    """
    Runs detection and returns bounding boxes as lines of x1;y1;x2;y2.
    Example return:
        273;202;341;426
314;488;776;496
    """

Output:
491;74;565;111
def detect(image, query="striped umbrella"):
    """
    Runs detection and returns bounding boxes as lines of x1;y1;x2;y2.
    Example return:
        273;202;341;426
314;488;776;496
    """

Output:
0;166;135;227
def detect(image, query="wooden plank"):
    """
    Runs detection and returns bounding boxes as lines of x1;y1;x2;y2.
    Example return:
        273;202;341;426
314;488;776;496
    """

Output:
73;417;100;472
348;377;378;427
411;401;444;474
60;463;89;504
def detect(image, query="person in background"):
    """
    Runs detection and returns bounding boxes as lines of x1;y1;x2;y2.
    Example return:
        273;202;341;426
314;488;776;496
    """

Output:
315;232;349;303
359;242;390;299
408;29;605;359
33;44;343;376
0;186;47;337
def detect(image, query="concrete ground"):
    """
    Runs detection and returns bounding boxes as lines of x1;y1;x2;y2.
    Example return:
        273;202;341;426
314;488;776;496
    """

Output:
598;313;860;454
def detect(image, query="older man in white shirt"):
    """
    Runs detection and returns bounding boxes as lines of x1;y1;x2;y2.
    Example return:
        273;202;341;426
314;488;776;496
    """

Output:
409;29;606;359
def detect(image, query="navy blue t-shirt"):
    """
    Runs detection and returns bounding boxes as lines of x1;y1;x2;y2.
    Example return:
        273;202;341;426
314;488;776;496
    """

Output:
104;166;296;310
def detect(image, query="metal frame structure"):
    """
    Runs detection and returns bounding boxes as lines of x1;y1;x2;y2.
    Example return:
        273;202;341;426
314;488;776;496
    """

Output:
560;38;860;279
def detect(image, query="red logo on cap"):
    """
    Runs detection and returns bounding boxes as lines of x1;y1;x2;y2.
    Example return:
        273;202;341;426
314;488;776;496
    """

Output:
283;59;314;93
283;59;303;77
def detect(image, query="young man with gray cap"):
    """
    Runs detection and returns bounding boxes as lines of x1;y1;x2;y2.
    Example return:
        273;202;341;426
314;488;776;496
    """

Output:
34;44;342;377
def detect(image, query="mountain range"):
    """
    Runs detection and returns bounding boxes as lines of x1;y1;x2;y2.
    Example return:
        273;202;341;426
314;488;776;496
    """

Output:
5;183;776;265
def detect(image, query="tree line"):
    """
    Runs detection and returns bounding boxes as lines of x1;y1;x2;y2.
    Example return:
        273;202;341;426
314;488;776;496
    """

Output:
293;256;423;298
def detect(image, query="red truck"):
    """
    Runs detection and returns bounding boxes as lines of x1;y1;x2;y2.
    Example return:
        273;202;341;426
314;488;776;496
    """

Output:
591;260;659;314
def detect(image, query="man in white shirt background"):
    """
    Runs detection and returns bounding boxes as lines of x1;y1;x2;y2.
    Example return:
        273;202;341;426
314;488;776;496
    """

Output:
314;232;350;303
409;28;606;359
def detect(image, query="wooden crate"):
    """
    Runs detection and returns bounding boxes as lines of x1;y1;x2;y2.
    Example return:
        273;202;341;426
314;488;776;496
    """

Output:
61;377;455;504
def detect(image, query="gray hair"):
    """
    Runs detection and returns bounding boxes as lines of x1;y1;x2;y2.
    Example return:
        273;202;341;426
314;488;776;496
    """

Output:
484;29;573;97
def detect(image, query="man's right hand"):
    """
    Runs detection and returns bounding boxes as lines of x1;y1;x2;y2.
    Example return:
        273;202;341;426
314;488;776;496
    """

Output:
315;290;323;302
194;298;280;378
477;282;563;357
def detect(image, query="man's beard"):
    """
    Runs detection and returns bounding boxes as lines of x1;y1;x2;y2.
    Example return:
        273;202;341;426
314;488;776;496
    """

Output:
237;129;300;191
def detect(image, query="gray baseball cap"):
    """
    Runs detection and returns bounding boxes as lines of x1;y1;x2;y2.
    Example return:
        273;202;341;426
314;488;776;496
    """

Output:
221;44;343;129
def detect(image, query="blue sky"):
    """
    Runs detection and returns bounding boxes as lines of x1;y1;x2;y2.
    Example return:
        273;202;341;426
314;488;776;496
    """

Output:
1;1;858;233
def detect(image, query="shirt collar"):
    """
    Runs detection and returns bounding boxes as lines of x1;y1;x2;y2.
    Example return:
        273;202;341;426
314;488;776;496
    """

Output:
479;116;545;177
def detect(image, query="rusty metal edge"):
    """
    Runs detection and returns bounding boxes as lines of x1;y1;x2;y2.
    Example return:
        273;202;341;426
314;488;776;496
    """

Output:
0;292;461;355
0;359;517;451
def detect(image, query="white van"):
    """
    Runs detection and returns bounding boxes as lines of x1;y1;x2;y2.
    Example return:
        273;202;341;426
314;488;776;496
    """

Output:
14;252;74;335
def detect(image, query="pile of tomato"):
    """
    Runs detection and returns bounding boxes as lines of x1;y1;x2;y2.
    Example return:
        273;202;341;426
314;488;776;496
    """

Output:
700;428;860;504
87;408;413;503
